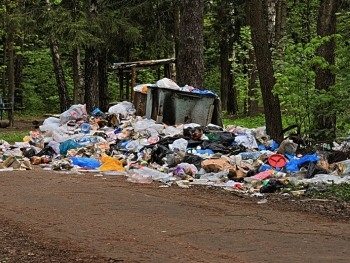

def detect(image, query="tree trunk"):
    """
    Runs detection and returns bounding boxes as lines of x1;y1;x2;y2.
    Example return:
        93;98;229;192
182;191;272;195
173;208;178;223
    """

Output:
275;0;287;42
173;1;180;81
98;50;109;112
84;0;99;113
84;47;99;113
219;36;230;112
217;0;238;114
176;0;204;88
7;37;15;127
265;0;277;45
72;48;84;104
1;36;7;99
248;0;283;142
50;42;69;112
247;49;259;116
14;36;24;109
314;0;339;141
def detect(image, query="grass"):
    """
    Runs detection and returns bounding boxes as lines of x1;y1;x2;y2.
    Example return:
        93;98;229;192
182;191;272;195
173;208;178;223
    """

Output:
0;131;28;144
223;113;267;128
306;183;350;202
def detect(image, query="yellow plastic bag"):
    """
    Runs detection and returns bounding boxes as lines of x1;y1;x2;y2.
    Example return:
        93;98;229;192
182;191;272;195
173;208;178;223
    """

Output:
99;155;125;172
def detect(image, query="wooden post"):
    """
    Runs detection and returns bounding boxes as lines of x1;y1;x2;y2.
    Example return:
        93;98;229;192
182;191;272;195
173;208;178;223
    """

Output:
118;68;123;101
164;64;171;78
125;70;130;100
131;67;137;102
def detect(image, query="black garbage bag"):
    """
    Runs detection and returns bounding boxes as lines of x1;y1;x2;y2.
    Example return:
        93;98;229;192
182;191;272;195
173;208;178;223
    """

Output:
37;146;55;157
150;144;172;165
216;131;236;146
156;136;181;147
303;161;328;179
259;179;285;193
182;154;203;170
227;143;246;155
23;147;37;158
201;140;230;154
187;139;204;149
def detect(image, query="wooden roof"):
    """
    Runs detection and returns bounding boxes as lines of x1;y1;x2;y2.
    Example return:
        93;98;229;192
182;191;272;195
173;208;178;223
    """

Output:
112;58;176;70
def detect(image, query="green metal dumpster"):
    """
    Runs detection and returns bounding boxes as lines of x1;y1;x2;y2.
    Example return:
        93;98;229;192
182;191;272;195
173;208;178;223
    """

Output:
145;86;219;126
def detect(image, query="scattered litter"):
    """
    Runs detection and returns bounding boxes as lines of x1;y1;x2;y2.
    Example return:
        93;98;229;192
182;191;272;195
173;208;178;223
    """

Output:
1;78;350;199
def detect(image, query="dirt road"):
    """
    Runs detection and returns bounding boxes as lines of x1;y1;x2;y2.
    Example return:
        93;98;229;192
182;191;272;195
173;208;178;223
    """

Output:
0;169;349;263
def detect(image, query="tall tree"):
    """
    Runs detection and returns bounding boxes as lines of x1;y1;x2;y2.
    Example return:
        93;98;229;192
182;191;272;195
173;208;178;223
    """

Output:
211;0;243;114
314;0;339;141
84;0;99;112
50;42;70;112
98;49;109;112
247;0;283;142
176;0;205;88
41;0;70;112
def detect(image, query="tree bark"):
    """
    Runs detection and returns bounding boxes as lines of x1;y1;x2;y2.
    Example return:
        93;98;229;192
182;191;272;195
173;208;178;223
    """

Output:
14;36;24;109
247;49;259;116
176;0;204;88
248;0;283;142
1;36;7;96
265;0;277;45
98;50;109;112
84;47;99;113
275;0;287;42
7;36;15;127
217;0;238;114
50;42;69;112
314;0;339;141
72;48;84;104
219;35;230;112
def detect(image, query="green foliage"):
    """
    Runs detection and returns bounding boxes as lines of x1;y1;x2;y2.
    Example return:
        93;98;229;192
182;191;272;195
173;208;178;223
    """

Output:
273;35;344;136
204;66;220;94
287;0;319;43
22;48;61;114
233;26;262;114
306;183;350;202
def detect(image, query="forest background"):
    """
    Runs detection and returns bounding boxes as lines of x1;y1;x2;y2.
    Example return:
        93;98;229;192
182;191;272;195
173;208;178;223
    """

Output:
1;0;349;144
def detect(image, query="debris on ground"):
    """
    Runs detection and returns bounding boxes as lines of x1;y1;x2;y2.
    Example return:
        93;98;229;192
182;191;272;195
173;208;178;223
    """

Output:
1;82;350;201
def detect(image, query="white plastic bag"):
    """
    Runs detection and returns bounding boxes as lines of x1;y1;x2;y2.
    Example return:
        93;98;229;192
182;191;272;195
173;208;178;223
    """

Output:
156;78;180;90
108;101;135;118
60;104;87;125
169;138;188;152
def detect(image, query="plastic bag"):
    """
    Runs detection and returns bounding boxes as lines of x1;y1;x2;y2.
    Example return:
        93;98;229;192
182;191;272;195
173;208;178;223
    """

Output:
71;157;101;169
125;140;142;152
169;138;188;152
108;101;135;118
285;153;319;173
39;117;61;137
99;155;125;172
59;139;81;155
60;104;87;125
173;163;198;178
156;78;180;90
133;84;152;94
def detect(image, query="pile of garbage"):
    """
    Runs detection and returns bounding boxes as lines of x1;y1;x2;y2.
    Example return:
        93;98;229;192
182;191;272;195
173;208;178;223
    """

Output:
1;100;350;197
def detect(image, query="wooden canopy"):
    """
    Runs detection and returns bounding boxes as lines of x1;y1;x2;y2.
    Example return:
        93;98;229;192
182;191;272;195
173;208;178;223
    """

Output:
112;58;176;101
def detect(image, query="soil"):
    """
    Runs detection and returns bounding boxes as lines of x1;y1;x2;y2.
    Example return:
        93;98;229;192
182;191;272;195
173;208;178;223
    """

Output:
0;118;350;262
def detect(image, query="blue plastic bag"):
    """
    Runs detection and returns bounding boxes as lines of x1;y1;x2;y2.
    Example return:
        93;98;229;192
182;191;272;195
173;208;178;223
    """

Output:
59;139;81;155
285;153;319;173
71;157;101;169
